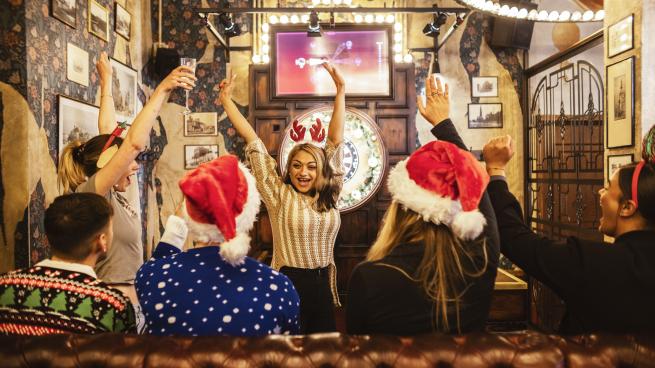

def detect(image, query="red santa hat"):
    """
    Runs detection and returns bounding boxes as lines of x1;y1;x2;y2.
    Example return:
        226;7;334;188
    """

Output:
179;155;261;266
387;140;490;240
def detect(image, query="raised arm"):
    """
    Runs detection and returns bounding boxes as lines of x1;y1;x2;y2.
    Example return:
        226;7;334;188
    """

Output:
323;63;345;146
218;74;258;143
97;52;117;135
94;66;196;195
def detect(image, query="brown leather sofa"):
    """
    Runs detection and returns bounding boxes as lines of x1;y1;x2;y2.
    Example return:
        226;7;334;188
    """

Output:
1;331;654;367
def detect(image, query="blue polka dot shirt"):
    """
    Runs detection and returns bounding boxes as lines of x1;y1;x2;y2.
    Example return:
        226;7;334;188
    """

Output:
136;243;300;337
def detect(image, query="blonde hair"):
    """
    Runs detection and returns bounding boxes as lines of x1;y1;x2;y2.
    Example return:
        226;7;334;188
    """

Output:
58;134;123;193
283;143;341;212
367;201;488;332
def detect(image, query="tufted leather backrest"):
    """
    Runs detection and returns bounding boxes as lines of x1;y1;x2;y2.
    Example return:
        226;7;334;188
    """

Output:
1;331;654;367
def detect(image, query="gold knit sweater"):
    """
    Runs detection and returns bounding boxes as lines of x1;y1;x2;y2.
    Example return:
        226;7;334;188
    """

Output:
245;139;343;306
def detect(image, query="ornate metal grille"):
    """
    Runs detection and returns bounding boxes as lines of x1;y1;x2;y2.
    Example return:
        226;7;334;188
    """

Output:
527;54;604;330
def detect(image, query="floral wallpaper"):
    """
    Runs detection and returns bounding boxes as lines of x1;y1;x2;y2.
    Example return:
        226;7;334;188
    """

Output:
460;13;523;102
0;0;27;98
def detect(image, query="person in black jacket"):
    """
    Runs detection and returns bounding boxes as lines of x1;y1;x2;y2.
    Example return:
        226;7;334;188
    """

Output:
482;132;655;334
346;76;500;335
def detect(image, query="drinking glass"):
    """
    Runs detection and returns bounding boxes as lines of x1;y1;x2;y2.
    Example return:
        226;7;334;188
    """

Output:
180;57;197;115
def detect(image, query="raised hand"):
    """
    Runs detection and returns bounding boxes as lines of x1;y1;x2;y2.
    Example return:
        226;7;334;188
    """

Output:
158;66;197;93
96;51;113;85
483;135;515;175
417;75;450;126
218;73;237;105
322;62;345;94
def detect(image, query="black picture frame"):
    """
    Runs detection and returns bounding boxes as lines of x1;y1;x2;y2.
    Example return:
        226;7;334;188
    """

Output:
184;144;219;170
606;56;635;149
270;23;394;101
607;14;634;58
607;153;634;181
467;103;503;129
51;0;77;29
471;76;498;98
114;2;132;41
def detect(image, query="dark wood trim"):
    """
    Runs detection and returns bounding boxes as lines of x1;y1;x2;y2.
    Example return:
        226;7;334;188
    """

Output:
525;29;603;77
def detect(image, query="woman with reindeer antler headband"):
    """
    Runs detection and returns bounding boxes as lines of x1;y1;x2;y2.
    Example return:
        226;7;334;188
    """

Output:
218;62;345;333
58;53;196;312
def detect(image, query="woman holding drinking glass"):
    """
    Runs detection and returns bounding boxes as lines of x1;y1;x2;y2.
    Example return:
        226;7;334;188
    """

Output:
58;57;196;306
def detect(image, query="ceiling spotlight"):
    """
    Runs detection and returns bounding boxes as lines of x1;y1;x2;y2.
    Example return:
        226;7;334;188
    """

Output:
218;12;241;38
423;12;448;38
308;10;321;37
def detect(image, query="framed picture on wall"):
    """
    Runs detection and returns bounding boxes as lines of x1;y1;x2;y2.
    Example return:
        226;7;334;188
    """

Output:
607;154;634;181
468;103;503;129
471;76;498;97
109;58;138;123
184;145;219;169
88;0;109;41
66;43;89;86
606;57;635;148
51;0;77;28
184;112;218;137
608;14;633;58
58;95;100;156
115;3;132;40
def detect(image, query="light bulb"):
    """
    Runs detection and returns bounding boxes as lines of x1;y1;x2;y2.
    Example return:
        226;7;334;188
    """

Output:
394;33;402;42
252;54;261;63
280;15;289;24
261;23;270;33
537;10;549;21
582;10;594;21
559;11;570;21
492;3;501;13
594;10;605;21
548;11;559;21
375;14;385;23
290;15;299;23
261;34;270;43
354;14;363;23
269;15;279;24
386;14;395;23
312;0;320;4
571;11;582;21
517;8;528;19
333;0;342;4
527;9;538;20
484;0;494;11
365;14;374;23
394;54;402;63
262;44;270;53
301;14;309;23
394;22;402;31
393;44;402;53
499;5;510;16
403;54;413;63
262;55;270;63
509;7;519;17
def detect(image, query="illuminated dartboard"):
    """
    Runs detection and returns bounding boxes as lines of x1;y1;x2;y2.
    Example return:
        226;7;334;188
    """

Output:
278;107;387;212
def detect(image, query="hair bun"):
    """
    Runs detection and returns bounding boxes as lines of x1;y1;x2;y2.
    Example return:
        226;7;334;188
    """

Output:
73;143;85;162
643;124;655;164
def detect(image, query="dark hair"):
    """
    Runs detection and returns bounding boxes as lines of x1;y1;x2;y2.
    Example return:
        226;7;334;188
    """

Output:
618;162;655;224
44;193;114;260
58;135;124;193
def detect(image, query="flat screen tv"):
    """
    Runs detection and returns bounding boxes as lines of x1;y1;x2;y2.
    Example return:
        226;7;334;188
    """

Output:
272;25;393;98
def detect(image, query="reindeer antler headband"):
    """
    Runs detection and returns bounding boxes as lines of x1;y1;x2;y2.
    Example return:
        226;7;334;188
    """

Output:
289;118;325;143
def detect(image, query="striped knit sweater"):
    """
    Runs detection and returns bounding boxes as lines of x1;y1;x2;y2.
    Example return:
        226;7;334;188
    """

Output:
245;139;343;306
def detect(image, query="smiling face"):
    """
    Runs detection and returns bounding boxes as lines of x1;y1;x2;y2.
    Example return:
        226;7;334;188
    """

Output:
288;149;318;194
113;160;139;192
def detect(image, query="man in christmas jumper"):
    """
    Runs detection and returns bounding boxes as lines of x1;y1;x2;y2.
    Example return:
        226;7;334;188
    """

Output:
136;155;300;336
0;193;136;335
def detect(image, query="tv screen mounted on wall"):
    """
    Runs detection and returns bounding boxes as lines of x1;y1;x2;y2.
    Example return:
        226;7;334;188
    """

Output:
272;25;393;99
